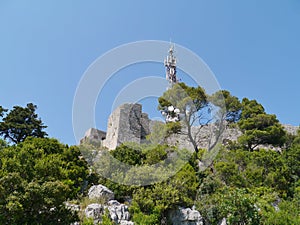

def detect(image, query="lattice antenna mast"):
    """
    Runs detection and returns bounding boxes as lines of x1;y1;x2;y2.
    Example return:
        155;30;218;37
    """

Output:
164;44;178;89
161;44;181;123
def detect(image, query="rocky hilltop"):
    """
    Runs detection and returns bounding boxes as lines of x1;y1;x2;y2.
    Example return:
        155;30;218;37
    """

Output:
80;103;298;151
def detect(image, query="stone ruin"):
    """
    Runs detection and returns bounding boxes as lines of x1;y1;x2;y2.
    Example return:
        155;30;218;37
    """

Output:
80;103;298;151
81;103;150;150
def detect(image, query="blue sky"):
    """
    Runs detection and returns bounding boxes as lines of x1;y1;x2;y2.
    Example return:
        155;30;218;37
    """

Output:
0;1;299;145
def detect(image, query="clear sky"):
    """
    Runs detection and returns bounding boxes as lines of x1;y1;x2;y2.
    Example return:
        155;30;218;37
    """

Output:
1;0;299;145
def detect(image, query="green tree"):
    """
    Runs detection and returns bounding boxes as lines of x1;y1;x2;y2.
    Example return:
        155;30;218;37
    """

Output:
0;103;47;143
261;199;300;224
238;98;286;151
0;106;7;117
283;129;300;197
0;137;90;224
158;83;209;153
209;90;242;123
111;144;144;166
142;144;168;165
158;84;239;156
129;163;198;224
0;139;7;150
197;187;260;225
208;90;242;151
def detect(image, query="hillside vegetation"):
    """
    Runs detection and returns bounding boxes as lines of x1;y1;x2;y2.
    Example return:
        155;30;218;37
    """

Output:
0;85;299;224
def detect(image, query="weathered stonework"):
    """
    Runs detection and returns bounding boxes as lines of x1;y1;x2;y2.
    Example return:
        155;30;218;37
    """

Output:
80;128;106;146
80;103;299;151
102;103;150;150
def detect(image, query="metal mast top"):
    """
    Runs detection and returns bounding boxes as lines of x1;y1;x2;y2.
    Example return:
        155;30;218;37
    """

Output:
164;44;178;88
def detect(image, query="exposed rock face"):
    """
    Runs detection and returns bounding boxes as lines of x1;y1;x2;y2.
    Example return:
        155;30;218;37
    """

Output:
85;201;133;225
85;185;134;224
88;184;115;202
120;221;134;225
219;218;227;225
107;200;131;223
80;103;299;151
165;124;243;150
80;128;106;146
140;112;150;139
168;207;203;225
85;203;104;223
283;124;298;135
103;103;150;150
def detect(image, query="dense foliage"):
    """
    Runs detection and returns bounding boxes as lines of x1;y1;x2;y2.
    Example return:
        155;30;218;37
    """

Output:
238;98;286;151
197;142;300;224
1;89;299;225
0;137;91;224
158;83;209;153
0;103;47;143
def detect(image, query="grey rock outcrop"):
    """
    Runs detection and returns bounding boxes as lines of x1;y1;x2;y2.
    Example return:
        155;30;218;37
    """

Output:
219;218;227;225
107;200;131;223
120;220;134;225
85;203;105;223
168;207;203;225
85;185;134;224
88;184;115;202
283;124;298;135
80;103;299;151
80;128;106;146
70;222;80;225
165;124;242;151
85;201;133;225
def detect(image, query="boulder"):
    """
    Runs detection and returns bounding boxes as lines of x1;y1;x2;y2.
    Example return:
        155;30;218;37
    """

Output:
168;206;203;225
84;200;134;225
70;222;80;225
218;218;227;225
107;200;130;223
85;203;104;223
120;220;134;225
80;128;106;146
88;184;115;202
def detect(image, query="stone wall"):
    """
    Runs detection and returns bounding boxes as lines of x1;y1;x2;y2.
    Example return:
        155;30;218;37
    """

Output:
102;103;150;150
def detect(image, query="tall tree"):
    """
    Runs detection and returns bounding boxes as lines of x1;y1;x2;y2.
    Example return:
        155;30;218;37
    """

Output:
238;98;286;151
0;106;7;117
158;83;209;153
209;90;242;124
158;84;239;154
0;103;47;143
0;137;90;224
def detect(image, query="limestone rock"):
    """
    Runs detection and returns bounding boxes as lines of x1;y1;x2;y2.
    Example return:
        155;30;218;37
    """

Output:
120;220;134;225
80;103;299;152
70;222;80;225
107;200;131;223
168;207;203;225
85;203;104;223
88;184;114;202
84;200;134;225
283;124;298;135
80;128;106;146
219;218;227;225
140;112;150;139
